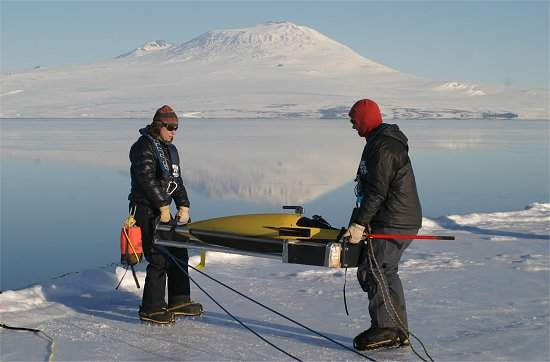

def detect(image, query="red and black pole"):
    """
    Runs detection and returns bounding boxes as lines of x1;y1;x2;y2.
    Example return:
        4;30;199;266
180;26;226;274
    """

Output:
366;234;455;240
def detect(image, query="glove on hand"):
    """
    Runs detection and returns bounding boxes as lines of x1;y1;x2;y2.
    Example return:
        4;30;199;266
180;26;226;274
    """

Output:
342;223;366;244
177;206;190;225
159;205;171;223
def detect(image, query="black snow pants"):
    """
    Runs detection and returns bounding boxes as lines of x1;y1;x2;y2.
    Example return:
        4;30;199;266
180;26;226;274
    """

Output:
356;227;417;330
133;203;190;312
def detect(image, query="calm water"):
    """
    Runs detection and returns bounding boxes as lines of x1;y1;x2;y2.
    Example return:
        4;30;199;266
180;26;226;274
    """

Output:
1;119;548;290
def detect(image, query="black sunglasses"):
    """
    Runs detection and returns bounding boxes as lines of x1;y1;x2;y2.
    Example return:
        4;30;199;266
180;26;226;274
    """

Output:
160;122;178;131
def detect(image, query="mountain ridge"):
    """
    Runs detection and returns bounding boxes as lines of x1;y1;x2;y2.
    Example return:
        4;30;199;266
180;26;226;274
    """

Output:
116;40;174;58
116;21;395;73
0;21;547;119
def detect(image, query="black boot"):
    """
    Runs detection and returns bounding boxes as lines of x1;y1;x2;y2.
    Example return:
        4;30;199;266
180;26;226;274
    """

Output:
167;298;203;317
353;327;408;351
138;306;175;325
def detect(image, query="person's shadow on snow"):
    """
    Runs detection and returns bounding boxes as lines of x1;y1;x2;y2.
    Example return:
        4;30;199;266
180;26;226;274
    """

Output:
196;310;353;352
41;265;143;324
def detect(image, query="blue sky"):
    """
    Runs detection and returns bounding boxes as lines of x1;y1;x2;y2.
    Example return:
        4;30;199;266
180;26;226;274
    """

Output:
1;1;548;89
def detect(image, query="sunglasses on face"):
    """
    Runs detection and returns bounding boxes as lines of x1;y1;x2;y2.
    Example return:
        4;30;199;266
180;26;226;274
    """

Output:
161;122;178;131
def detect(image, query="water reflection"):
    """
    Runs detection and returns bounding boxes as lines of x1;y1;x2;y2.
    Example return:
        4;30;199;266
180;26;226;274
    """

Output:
0;157;279;291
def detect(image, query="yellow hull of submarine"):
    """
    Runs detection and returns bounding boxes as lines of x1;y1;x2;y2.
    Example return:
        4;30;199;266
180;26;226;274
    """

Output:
187;213;341;241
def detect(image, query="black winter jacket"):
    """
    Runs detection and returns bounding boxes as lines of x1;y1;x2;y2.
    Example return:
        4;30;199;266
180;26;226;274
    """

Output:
352;124;422;230
128;127;190;210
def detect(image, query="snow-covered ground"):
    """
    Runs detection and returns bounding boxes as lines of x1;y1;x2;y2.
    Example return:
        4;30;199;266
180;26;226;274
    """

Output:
1;21;548;119
1;203;548;361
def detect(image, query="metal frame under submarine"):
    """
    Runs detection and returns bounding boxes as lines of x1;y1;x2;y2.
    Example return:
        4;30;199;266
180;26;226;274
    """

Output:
154;206;455;268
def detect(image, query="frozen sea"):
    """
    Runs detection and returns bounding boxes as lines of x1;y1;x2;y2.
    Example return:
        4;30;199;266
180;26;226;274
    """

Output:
0;118;549;361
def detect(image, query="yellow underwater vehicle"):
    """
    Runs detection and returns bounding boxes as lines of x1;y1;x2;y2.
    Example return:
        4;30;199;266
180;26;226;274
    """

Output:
154;206;454;268
154;206;359;268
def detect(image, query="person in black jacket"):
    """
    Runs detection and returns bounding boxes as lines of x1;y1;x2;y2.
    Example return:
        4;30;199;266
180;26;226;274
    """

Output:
129;105;202;324
342;99;422;350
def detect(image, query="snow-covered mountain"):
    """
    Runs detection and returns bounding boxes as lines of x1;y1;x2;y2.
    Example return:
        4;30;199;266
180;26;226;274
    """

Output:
0;21;547;119
163;21;394;71
116;40;174;58
112;22;393;72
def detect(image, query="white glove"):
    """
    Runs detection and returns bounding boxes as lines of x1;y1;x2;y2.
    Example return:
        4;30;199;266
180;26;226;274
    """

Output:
177;206;190;225
159;205;171;223
342;223;366;244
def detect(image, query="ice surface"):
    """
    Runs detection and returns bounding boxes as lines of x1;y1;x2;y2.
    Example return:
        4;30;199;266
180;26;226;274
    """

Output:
0;204;548;361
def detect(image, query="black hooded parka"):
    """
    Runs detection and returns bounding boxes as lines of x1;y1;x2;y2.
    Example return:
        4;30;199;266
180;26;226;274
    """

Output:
352;123;422;230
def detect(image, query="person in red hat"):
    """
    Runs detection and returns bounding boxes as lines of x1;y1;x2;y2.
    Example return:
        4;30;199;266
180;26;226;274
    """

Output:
343;99;422;350
128;105;202;324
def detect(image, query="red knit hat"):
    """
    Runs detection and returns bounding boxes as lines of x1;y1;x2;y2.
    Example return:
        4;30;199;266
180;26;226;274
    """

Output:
348;99;383;137
153;105;178;123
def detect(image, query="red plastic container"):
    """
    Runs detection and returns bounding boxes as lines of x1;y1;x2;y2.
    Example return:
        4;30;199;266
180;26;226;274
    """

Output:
120;226;143;265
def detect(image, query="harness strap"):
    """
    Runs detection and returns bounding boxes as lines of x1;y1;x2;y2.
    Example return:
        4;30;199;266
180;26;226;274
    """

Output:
144;134;172;179
143;133;180;195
